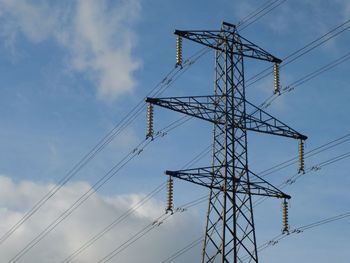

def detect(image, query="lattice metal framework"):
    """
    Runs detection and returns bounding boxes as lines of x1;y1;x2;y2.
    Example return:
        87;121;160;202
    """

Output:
146;22;307;263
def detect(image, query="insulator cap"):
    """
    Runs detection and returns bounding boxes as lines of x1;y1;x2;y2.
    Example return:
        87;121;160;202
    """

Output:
146;103;154;139
273;63;280;94
298;140;305;174
166;176;174;214
176;36;183;68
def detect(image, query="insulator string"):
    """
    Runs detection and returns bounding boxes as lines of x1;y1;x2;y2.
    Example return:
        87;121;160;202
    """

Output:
146;103;154;139
282;199;289;234
298;140;305;174
176;36;183;68
166;176;174;214
273;62;280;94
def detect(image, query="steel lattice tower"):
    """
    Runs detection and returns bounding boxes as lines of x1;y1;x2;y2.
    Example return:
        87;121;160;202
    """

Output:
146;22;307;263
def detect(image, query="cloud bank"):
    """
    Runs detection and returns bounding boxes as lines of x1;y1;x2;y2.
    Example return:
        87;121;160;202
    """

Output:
0;0;141;100
0;176;202;262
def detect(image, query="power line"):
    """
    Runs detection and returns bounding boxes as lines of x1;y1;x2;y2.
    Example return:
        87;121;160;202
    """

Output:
189;0;289;69
160;147;350;262
173;51;350;183
7;116;191;263
4;5;346;250
283;150;350;186
258;132;350;177
0;46;209;248
161;237;203;263
288;51;350;88
8;1;340;260
0;79;170;246
299;211;350;231
50;4;284;262
178;128;350;188
237;0;281;27
61;182;166;263
259;133;350;178
158;20;350;263
156;18;350;263
240;210;350;261
259;51;350;110
191;0;288;61
96;213;170;263
253;149;350;207
96;195;208;263
246;18;350;87
61;140;211;263
239;0;288;31
157;54;350;261
49;3;288;262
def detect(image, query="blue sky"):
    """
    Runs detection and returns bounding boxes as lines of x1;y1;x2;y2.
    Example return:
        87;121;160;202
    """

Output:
0;0;350;262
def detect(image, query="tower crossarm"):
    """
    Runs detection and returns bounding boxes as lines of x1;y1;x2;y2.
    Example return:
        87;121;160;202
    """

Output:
166;166;290;199
239;170;291;199
146;95;307;141
166;166;222;190
175;22;281;63
243;99;307;140
145;95;226;124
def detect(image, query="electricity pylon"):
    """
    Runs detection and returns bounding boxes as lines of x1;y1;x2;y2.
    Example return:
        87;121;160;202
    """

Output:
146;22;307;263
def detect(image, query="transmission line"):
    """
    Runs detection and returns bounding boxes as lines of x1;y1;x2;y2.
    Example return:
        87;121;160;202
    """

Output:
253;149;350;207
52;1;284;262
158;54;350;261
95;195;208;263
237;0;280;26
57;3;287;259
258;132;350;177
61;182;166;263
61;141;211;263
239;0;288;31
0;46;209;249
283;150;350;187
190;0;288;59
160;43;350;262
4;1;279;256
8;4;284;258
3;0;308;259
161;236;203;263
240;210;350;261
170;47;350;185
96;213;170;263
7;116;191;263
257;132;350;179
246;18;350;87
160;147;350;262
259;50;350;110
298;211;350;231
158;15;350;263
187;49;350;181
289;51;350;88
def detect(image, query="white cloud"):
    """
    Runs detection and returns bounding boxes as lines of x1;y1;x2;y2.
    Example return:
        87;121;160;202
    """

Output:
0;0;141;101
0;0;59;42
0;176;202;262
66;0;141;100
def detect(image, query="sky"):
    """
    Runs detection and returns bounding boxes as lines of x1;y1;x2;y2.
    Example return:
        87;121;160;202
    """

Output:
0;0;350;262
